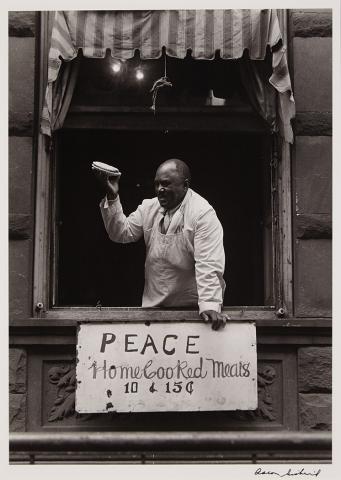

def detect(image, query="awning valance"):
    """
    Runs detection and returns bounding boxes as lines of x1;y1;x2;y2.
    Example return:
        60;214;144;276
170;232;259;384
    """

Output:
41;10;295;141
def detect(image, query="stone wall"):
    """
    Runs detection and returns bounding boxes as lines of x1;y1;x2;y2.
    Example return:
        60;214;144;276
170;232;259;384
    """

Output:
9;349;27;431
290;9;332;431
9;11;37;320
290;9;332;318
8;10;332;441
298;347;332;430
9;11;38;431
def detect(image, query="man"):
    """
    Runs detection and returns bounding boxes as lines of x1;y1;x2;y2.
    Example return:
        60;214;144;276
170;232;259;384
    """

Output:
94;158;228;330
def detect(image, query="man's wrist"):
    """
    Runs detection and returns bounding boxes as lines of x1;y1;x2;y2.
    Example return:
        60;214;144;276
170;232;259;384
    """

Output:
107;192;118;201
101;194;120;209
198;301;221;315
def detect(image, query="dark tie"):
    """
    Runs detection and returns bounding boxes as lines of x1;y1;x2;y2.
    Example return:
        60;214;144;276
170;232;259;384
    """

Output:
161;211;170;234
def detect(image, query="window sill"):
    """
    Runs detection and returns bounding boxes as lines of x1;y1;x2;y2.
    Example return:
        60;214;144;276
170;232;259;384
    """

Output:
34;306;276;322
9;315;332;345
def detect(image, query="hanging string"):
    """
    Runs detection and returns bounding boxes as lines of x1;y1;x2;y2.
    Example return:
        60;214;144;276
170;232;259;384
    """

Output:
150;51;172;114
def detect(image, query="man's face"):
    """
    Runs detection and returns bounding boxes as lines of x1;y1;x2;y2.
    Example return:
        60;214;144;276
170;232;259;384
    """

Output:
154;164;187;210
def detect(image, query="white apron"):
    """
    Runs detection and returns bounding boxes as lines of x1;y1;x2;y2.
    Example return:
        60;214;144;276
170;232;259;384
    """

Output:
142;207;198;308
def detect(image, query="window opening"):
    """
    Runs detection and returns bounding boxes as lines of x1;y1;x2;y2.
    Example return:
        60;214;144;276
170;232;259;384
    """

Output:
54;129;273;308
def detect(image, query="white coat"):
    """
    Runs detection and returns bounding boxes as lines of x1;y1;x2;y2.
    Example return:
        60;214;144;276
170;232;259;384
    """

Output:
100;188;225;313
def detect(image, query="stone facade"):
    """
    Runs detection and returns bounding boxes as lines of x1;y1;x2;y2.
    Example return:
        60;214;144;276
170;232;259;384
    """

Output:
9;13;36;323
297;346;332;432
291;9;332;321
9;11;37;434
8;9;332;457
298;347;332;392
291;11;332;38
299;394;332;431
290;10;332;436
9;349;27;431
8;11;36;37
9;393;27;432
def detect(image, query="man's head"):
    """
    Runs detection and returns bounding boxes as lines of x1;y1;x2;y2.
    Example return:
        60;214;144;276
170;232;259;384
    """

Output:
154;159;191;210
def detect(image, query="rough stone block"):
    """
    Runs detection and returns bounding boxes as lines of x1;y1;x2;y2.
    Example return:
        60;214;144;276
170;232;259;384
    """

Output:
9;393;26;432
9;111;34;136
9;11;36;37
294;239;331;317
298;347;332;392
9;37;36;114
291;9;333;12
294;112;332;136
299;393;331;430
9;240;32;320
9;349;27;394
294;137;332;215
9;137;33;215
295;214;331;239
293;37;332;112
292;11;332;37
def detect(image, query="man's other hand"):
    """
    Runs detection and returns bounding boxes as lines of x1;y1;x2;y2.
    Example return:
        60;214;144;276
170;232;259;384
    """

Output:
93;169;121;200
200;310;230;330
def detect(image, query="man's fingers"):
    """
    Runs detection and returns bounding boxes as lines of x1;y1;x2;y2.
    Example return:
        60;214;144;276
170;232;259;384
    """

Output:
221;314;231;327
93;169;120;198
211;314;230;330
202;311;230;330
94;169;108;184
211;314;219;330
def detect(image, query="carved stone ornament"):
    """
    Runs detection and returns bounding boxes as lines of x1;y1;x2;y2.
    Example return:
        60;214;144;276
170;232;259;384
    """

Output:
47;364;77;422
47;362;277;422
254;365;277;421
233;364;277;422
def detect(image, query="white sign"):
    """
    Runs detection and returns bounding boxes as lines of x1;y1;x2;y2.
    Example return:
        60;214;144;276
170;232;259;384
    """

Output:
76;322;257;413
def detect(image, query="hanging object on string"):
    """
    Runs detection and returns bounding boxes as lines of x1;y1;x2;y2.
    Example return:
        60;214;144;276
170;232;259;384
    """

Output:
150;53;172;114
150;76;172;112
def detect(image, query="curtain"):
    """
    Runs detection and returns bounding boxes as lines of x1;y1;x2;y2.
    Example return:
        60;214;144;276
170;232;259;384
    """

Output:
41;9;295;142
270;9;295;142
41;56;80;137
239;52;277;132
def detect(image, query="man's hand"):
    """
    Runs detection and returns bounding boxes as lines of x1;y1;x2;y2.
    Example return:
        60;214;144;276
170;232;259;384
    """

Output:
200;310;230;330
93;169;121;200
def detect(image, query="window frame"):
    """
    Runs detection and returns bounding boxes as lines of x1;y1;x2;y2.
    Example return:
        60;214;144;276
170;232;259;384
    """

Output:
32;12;293;322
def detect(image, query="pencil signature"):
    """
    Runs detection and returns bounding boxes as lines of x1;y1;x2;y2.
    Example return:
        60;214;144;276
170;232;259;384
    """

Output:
254;468;321;477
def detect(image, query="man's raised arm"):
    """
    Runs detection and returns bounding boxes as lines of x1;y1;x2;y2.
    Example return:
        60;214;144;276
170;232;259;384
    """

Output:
93;168;144;244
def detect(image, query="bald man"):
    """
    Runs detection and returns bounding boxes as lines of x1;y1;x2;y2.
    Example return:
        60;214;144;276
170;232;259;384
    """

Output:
95;159;228;330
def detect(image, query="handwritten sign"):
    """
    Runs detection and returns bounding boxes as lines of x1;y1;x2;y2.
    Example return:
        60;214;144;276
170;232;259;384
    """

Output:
76;322;257;413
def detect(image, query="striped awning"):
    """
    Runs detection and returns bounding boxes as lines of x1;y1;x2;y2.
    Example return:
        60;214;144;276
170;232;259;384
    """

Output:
42;10;295;141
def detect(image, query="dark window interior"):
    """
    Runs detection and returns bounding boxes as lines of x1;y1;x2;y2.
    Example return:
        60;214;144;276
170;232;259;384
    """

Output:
55;130;272;307
70;50;271;109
